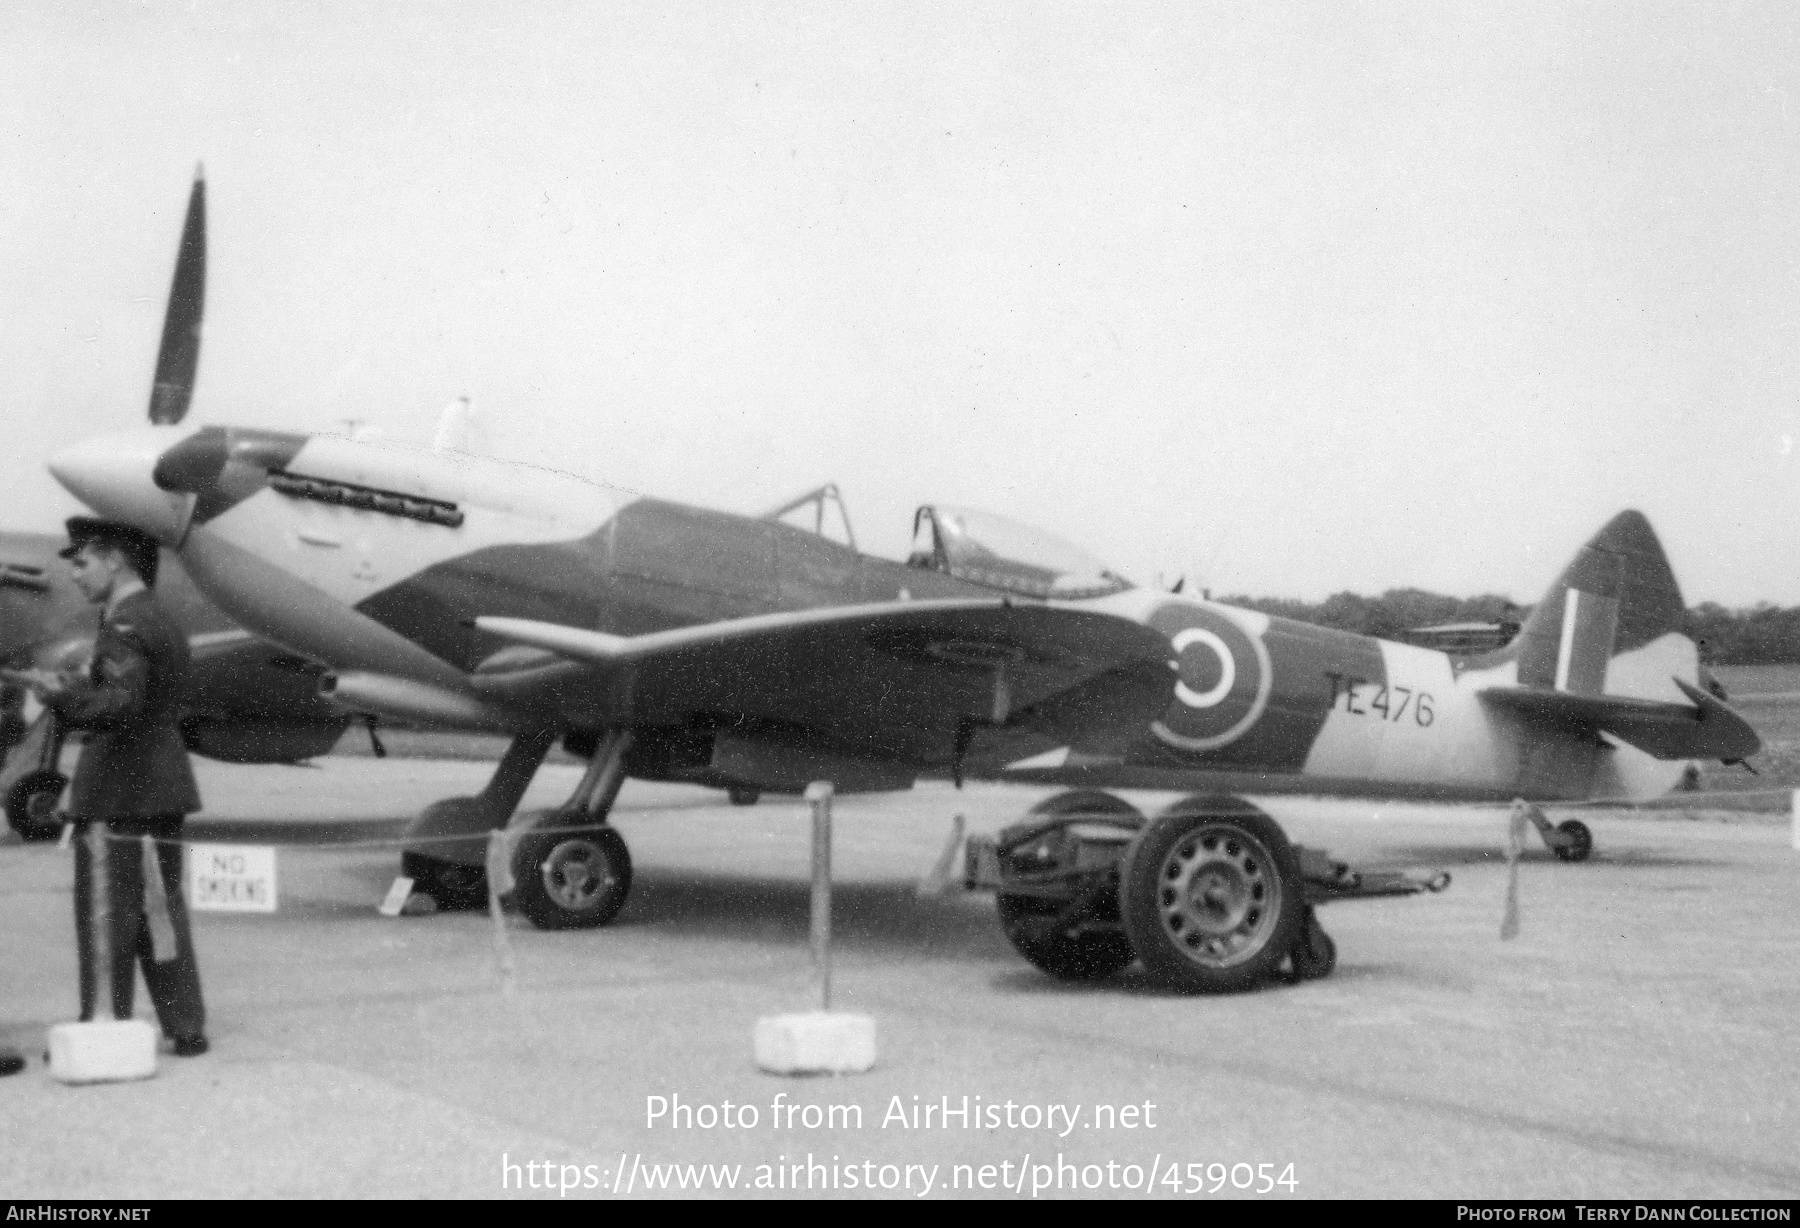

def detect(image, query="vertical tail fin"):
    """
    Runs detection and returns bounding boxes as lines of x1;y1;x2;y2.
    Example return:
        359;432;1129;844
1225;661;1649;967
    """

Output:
1512;511;1686;695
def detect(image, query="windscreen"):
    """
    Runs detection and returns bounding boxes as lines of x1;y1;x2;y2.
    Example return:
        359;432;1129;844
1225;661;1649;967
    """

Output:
911;505;1132;600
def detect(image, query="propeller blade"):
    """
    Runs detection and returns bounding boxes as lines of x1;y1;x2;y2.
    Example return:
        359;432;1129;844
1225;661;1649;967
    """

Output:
147;165;206;425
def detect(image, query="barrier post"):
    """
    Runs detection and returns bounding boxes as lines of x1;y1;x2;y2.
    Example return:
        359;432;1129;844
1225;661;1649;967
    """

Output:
1791;789;1800;852
751;780;876;1074
807;781;833;1011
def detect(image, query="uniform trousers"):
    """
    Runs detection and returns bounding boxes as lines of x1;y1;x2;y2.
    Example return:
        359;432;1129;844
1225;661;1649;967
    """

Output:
72;815;205;1038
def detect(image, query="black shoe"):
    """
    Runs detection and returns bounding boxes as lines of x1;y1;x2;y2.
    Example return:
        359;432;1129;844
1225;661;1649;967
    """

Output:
0;1048;23;1076
169;1034;208;1058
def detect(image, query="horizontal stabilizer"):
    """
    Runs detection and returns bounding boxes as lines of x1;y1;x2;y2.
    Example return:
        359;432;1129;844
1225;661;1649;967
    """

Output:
1479;678;1760;761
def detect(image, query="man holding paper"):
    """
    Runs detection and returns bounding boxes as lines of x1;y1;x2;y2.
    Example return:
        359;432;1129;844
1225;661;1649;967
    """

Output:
4;518;208;1058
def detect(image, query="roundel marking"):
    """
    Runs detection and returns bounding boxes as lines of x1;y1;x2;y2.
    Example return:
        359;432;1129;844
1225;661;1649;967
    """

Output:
1170;627;1235;708
1150;604;1273;753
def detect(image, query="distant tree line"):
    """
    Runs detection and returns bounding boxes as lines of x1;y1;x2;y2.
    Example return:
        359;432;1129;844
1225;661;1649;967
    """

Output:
1217;589;1800;665
1216;589;1525;645
1682;604;1800;665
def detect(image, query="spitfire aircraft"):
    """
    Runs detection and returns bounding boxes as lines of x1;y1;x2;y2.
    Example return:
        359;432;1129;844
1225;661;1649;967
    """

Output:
42;172;1762;993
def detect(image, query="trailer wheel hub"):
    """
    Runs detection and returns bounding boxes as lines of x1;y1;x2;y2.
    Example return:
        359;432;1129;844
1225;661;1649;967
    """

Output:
1156;828;1279;965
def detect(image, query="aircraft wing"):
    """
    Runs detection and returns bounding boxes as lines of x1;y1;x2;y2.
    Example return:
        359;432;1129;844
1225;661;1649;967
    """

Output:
1478;678;1760;761
470;599;1175;767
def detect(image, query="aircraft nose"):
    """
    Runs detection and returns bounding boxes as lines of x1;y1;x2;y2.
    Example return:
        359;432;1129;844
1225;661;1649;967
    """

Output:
49;427;199;546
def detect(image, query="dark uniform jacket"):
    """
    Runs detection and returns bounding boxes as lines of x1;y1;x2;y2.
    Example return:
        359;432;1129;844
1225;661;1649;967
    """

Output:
47;588;201;818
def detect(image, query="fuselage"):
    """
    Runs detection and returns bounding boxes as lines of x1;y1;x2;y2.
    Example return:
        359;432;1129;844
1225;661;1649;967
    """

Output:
50;424;1697;802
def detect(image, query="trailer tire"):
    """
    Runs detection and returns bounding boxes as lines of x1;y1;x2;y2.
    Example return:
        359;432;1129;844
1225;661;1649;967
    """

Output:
996;893;1135;981
1286;906;1337;982
1120;798;1304;992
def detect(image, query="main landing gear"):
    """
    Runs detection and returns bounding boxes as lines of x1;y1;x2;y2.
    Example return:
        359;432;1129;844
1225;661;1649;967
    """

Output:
966;790;1451;992
400;727;642;929
2;715;67;842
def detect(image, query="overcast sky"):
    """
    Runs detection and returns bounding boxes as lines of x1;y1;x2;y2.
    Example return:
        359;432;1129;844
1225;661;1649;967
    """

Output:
2;2;1795;606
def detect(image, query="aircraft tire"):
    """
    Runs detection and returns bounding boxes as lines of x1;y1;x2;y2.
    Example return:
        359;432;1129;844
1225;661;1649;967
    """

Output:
1119;798;1304;993
727;787;761;807
1554;819;1593;863
1285;906;1337;982
399;851;489;911
4;769;67;842
512;822;633;930
996;893;1136;981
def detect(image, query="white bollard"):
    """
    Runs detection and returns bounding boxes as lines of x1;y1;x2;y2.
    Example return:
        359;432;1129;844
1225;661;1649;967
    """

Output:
48;1020;157;1084
753;1012;877;1075
1791;790;1800;852
753;781;876;1075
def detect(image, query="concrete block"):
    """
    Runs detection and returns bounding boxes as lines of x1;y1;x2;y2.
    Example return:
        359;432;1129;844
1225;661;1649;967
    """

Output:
754;1011;876;1075
48;1020;158;1085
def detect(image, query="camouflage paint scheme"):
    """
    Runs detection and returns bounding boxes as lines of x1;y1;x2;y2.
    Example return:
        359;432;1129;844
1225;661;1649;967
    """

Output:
49;422;1758;805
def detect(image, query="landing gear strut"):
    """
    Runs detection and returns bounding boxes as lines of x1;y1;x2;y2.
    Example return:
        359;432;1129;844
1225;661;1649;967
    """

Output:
400;727;557;908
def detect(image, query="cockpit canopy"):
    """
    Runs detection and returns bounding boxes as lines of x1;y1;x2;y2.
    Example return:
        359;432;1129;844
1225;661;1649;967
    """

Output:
907;505;1132;601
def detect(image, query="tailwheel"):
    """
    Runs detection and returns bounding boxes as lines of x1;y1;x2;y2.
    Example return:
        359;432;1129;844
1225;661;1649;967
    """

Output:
996;893;1135;981
511;820;633;930
1119;798;1304;993
727;786;761;807
1285;906;1337;982
1553;819;1593;863
4;769;68;842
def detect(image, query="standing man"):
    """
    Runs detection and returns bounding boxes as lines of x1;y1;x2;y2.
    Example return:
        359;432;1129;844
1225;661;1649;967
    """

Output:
4;518;207;1057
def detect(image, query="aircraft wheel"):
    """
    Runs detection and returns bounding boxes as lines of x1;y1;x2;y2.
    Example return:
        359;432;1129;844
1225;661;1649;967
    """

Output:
512;823;633;930
1554;819;1593;863
727;787;761;807
996;893;1135;981
1120;799;1303;993
399;850;489;911
1285;906;1337;982
5;770;67;842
